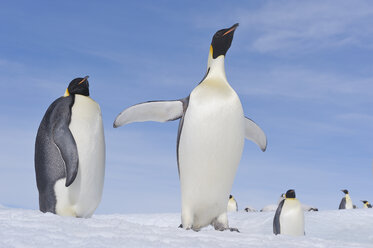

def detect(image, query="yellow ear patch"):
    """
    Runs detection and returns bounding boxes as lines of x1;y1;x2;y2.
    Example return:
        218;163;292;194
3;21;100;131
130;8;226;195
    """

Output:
64;88;70;97
209;45;213;57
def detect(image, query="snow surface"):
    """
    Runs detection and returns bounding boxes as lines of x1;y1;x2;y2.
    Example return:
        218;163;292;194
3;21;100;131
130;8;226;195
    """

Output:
0;204;372;248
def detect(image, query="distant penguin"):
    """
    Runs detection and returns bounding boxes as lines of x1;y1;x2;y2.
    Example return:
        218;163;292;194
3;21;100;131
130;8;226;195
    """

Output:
244;206;257;212
113;23;267;231
301;204;319;212
361;200;372;208
339;189;353;210
273;189;305;236
227;195;238;212
35;76;105;217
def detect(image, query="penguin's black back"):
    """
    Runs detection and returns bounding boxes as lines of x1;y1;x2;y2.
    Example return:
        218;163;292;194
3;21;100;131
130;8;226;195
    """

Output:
35;95;78;213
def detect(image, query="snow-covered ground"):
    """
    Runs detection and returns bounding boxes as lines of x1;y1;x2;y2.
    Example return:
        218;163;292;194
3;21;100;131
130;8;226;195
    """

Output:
0;204;372;248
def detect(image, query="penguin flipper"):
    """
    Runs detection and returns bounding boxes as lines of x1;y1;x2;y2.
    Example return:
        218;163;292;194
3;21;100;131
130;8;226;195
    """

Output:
273;199;284;235
113;100;186;128
244;117;267;152
339;197;346;209
53;123;79;187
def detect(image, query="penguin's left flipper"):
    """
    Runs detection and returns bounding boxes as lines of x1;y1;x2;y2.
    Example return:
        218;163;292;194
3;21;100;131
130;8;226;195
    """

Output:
113;98;188;128
53;124;79;187
244;117;267;152
339;197;346;209
273;199;284;235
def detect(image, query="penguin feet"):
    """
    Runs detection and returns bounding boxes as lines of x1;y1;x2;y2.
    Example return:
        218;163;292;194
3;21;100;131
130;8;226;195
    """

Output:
178;224;183;228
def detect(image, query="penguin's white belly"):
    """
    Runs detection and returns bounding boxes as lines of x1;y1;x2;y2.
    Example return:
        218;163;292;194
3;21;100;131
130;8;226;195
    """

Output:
280;199;305;236
227;199;238;212
345;197;353;209
179;84;244;227
54;95;105;217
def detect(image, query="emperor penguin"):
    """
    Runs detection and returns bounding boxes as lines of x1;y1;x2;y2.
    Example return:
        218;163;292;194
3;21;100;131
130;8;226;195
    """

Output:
227;195;238;212
361;200;372;208
302;205;318;212
273;189;305;236
339;189;353;210
113;23;267;231
244;206;257;212
35;76;105;217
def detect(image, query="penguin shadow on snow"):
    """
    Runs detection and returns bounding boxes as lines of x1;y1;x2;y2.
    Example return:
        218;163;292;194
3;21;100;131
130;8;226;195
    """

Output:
113;23;267;232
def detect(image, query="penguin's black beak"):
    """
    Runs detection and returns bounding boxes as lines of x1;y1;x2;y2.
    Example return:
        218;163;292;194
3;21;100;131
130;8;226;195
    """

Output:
223;23;239;36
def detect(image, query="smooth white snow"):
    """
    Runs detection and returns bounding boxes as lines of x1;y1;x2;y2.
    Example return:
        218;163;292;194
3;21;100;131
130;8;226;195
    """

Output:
0;205;372;248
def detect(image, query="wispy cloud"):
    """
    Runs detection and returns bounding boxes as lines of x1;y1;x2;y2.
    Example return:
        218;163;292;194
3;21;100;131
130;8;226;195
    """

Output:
233;65;373;103
237;0;373;53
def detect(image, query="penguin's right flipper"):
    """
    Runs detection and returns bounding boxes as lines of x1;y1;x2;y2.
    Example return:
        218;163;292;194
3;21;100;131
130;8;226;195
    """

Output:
244;117;267;152
53;123;79;187
113;98;188;128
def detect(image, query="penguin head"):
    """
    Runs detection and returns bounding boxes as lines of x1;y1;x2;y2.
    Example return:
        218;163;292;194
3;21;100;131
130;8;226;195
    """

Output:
361;200;368;204
64;76;90;97
209;23;239;59
285;189;296;199
341;189;349;194
229;194;233;199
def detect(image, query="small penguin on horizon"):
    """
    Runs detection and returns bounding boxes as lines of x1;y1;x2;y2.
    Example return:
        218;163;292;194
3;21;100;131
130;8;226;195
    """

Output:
303;206;319;212
35;76;105;217
339;189;353;210
113;23;267;232
227;195;238;212
244;206;257;212
361;200;372;208
273;189;305;236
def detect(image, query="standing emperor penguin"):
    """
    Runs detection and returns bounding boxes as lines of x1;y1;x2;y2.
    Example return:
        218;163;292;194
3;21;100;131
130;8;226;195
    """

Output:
35;76;105;217
227;195;238;212
273;189;305;236
113;23;267;231
339;189;353;210
361;200;372;208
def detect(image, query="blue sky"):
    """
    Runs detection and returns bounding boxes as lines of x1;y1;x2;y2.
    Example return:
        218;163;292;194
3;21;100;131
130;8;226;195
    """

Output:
0;0;372;214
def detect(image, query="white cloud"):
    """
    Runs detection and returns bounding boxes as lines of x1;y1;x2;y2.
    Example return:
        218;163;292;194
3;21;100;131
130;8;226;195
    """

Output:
233;65;373;102
237;0;373;53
